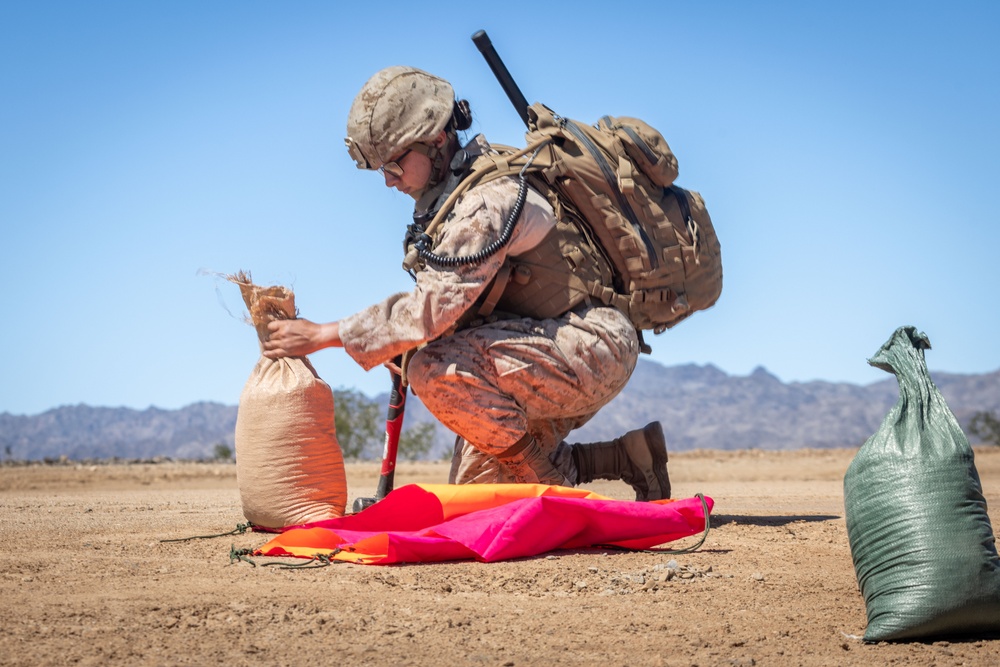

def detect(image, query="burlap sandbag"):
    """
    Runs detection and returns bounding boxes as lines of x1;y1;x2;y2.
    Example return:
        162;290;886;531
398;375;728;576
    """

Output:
844;326;1000;641
231;272;346;529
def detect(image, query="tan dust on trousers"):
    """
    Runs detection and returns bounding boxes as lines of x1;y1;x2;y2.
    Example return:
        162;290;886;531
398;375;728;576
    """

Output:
406;305;638;484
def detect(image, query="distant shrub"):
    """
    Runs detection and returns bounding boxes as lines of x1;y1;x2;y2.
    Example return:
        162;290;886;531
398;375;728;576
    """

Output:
399;422;435;462
213;443;234;461
969;411;1000;446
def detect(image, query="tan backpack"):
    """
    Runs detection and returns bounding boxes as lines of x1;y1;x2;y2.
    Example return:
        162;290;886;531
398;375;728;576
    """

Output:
416;102;722;348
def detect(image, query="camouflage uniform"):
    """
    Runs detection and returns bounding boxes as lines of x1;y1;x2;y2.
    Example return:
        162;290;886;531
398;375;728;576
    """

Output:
338;166;639;485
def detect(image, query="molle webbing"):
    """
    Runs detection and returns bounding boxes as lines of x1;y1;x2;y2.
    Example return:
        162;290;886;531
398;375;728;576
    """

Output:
478;205;612;321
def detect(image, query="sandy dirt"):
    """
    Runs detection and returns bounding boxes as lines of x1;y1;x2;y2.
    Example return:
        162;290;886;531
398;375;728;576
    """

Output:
3;448;1000;667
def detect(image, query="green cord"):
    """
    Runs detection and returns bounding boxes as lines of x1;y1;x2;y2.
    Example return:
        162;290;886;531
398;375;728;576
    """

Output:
259;551;343;569
226;548;343;570
229;544;258;567
161;522;254;543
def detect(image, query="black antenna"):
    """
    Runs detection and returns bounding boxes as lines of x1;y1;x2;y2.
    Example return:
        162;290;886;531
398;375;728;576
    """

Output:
471;30;531;128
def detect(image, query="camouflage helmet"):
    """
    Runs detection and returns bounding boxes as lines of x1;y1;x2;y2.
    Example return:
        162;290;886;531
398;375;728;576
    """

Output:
345;66;455;171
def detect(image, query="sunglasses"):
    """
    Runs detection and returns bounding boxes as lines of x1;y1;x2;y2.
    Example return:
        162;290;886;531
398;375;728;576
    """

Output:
379;149;412;178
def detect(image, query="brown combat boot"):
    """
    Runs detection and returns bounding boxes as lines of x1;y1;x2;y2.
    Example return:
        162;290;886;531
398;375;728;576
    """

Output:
570;422;671;501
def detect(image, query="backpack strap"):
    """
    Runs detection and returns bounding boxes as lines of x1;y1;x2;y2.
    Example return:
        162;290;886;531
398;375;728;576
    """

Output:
666;185;699;259
476;262;514;317
402;139;553;278
421;137;552;240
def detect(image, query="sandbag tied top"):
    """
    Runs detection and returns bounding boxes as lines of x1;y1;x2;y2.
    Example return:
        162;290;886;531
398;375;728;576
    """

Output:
232;269;296;346
844;325;1000;642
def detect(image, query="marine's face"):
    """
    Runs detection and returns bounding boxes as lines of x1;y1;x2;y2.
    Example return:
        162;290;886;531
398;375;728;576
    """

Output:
379;130;449;200
381;147;432;200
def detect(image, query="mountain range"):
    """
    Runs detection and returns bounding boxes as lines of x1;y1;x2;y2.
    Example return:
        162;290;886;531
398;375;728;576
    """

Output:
2;358;998;462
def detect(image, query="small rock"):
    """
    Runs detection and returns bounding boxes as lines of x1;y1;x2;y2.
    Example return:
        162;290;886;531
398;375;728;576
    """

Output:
751;572;765;582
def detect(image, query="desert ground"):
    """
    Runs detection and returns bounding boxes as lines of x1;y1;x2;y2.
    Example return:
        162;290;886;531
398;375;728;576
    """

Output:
2;447;1000;667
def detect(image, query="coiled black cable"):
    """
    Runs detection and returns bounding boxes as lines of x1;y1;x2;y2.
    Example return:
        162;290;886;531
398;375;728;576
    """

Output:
413;174;529;267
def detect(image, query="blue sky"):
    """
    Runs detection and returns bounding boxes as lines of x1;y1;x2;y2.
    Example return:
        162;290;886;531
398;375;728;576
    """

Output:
2;1;998;416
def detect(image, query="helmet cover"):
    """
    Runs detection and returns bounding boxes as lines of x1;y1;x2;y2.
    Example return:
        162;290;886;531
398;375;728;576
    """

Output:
345;66;454;170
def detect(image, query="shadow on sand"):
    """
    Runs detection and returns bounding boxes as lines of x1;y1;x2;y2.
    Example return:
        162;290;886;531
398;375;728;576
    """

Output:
710;513;841;527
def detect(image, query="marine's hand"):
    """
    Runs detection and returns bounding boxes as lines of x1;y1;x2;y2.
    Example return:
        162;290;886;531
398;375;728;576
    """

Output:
262;319;342;359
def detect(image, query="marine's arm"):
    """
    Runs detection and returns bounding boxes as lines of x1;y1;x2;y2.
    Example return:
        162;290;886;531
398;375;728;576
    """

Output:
262;319;341;358
338;189;507;370
260;177;551;369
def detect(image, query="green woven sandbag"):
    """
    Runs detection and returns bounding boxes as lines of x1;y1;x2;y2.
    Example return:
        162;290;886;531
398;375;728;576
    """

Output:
844;326;1000;642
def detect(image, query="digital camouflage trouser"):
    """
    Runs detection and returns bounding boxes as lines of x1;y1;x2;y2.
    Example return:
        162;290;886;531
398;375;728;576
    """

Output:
406;306;639;485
